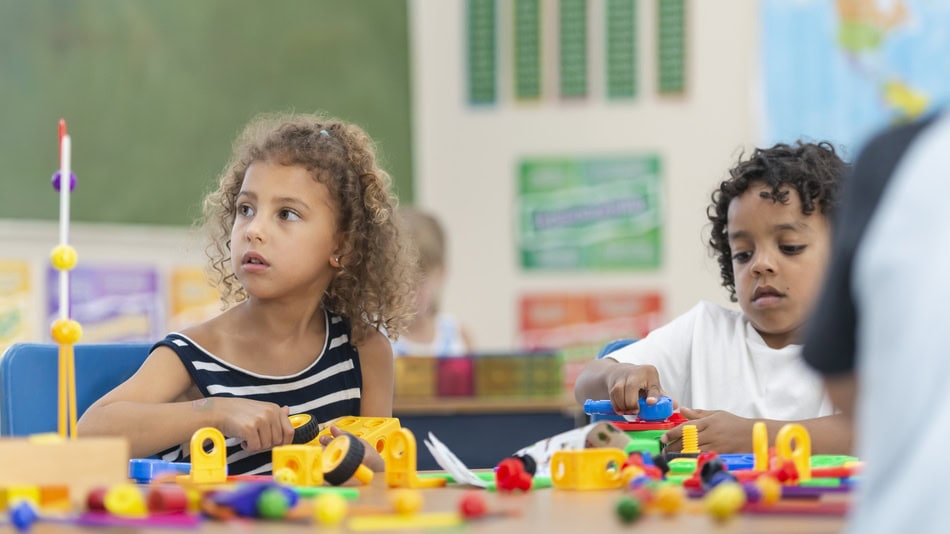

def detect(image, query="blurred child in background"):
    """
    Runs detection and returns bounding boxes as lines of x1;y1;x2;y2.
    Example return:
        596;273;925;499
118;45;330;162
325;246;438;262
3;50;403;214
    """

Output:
392;207;473;357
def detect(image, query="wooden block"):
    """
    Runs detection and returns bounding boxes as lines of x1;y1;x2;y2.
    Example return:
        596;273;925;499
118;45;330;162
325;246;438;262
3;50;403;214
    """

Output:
0;437;129;507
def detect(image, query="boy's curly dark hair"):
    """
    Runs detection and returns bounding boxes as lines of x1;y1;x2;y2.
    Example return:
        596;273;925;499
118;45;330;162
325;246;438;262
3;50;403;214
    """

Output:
201;112;417;343
707;141;847;301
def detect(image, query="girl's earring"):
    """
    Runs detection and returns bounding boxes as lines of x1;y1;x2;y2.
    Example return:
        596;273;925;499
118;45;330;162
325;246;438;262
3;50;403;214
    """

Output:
332;255;344;269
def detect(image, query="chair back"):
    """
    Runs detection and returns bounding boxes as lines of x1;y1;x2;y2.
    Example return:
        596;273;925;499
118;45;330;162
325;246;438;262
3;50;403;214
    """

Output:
0;342;151;436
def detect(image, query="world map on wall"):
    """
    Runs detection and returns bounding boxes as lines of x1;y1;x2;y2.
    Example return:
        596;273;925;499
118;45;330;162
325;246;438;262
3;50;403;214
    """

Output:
762;0;950;155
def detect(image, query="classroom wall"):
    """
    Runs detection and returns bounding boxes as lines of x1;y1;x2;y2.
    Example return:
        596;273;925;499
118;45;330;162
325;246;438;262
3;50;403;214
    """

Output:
2;0;763;352
410;0;758;350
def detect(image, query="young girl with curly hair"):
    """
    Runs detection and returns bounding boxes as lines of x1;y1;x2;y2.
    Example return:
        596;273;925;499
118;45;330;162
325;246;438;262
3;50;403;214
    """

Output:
575;142;853;454
79;113;416;474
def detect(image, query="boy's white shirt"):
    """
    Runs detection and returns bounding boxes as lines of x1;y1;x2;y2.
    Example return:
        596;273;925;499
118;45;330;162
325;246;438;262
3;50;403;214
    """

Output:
606;301;833;419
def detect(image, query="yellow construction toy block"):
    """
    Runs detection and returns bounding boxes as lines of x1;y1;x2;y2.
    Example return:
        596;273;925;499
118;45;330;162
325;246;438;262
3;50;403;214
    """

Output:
318;416;401;457
384;428;445;489
178;427;227;485
0;485;40;511
551;448;628;490
272;445;323;486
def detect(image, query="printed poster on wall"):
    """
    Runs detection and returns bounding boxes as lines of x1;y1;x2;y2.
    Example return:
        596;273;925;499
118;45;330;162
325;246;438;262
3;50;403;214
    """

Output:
0;260;32;355
517;154;662;270
47;264;163;343
519;291;664;395
168;266;222;332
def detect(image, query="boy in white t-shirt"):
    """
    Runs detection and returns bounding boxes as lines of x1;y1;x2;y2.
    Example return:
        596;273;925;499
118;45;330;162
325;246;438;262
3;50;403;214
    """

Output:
574;142;852;454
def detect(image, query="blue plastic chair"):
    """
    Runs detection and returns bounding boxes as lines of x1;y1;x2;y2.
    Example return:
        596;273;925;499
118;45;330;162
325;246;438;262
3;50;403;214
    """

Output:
589;338;637;423
0;342;152;436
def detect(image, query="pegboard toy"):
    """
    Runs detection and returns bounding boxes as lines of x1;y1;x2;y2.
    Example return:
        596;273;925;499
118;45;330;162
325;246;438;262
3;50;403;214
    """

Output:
317;416;401;456
272;444;324;486
551;448;627;490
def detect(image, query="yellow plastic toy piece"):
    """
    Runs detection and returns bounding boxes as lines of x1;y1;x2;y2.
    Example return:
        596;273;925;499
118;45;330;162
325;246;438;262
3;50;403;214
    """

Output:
385;428;446;489
104;483;147;517
753;421;769;471
272;445;323;486
348;512;462;531
317;416;401;455
0;485;40;511
550;448;627;490
180;427;227;484
776;423;812;482
681;425;700;454
323;435;374;485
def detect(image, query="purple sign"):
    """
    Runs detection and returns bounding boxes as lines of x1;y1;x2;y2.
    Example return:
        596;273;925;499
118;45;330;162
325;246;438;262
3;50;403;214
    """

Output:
47;264;163;343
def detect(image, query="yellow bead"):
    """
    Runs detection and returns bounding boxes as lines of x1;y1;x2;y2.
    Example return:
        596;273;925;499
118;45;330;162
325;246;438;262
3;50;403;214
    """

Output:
50;245;78;271
50;319;82;344
755;475;782;506
313;493;347;526
103;483;147;517
390;489;422;515
621;466;645;485
273;467;298;485
652;484;685;516
705;482;746;521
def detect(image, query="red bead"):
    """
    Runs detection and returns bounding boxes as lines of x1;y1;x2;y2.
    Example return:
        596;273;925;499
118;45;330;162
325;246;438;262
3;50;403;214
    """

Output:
459;492;487;519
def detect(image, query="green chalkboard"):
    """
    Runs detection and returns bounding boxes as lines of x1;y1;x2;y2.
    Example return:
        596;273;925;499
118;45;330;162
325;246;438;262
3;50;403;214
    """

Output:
0;0;412;226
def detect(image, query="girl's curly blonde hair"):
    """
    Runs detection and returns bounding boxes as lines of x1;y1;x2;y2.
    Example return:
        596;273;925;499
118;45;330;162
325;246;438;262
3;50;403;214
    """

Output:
201;112;417;343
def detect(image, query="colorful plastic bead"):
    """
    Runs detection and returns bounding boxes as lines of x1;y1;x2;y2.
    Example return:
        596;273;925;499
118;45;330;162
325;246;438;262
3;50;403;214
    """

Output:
256;487;289;519
50;244;78;271
615;496;642;523
755;475;782;506
50;318;82;345
313;493;347;526
390;489;422;515
652;485;685;516
458;492;487;519
104;483;147;517
10;501;38;532
51;171;76;192
704;482;746;521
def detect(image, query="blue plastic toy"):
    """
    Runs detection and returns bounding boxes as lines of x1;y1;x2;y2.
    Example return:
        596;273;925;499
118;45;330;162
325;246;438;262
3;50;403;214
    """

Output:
583;396;674;422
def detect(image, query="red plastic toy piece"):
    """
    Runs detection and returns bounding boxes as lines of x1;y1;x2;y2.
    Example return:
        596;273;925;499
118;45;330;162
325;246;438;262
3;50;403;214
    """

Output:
610;412;688;431
459;492;487;519
495;458;532;492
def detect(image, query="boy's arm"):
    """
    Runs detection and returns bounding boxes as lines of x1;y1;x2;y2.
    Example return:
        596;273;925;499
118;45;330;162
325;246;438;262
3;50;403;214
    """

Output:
574;358;666;415
662;408;853;455
353;329;394;471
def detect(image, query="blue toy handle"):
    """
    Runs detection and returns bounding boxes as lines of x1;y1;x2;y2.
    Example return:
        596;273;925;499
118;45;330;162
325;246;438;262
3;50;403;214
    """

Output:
583;396;673;422
583;399;616;415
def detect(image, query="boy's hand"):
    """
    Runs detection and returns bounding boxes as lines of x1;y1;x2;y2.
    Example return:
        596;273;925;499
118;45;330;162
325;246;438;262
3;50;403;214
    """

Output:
605;363;668;415
319;426;386;472
661;407;753;454
204;398;295;452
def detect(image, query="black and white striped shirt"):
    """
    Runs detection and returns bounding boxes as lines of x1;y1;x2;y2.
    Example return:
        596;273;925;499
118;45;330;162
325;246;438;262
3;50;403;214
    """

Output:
154;309;362;475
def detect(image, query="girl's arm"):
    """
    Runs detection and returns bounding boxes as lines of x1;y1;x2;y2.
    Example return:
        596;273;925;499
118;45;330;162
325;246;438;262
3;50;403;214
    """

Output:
76;346;216;458
357;329;395;418
352;329;394;471
77;347;295;457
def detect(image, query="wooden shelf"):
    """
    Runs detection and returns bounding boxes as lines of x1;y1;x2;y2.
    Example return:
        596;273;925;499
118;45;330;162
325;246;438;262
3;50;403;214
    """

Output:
393;395;581;415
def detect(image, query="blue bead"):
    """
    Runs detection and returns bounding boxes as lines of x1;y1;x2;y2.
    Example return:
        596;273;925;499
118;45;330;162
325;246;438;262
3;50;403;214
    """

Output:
11;501;38;531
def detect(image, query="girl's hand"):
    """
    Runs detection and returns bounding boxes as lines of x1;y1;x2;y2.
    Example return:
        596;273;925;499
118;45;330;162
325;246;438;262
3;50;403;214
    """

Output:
661;407;754;454
319;425;386;472
204;397;295;452
605;363;670;415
